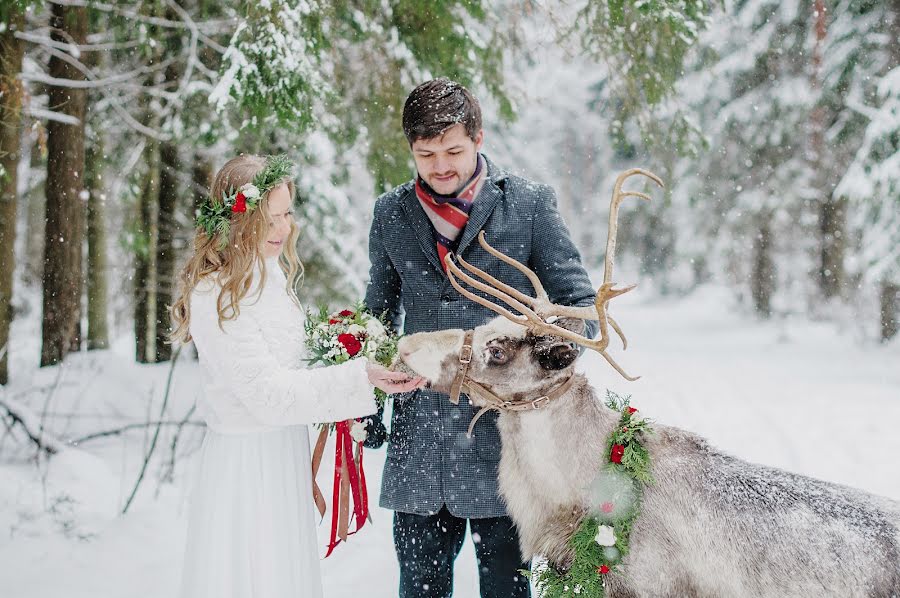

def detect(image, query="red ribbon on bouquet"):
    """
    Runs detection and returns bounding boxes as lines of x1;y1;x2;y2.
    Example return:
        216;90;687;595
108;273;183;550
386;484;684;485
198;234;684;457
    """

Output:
311;420;370;558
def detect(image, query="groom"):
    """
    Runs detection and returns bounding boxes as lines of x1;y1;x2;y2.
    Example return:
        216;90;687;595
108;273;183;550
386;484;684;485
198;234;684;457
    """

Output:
364;78;599;598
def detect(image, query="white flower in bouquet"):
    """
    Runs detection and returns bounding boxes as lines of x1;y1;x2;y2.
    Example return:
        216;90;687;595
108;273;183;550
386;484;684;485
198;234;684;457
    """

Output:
594;524;617;547
350;420;368;443
365;319;387;340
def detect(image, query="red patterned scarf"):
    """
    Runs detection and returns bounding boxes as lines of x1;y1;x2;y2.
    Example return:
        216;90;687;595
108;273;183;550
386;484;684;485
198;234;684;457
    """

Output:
415;154;486;271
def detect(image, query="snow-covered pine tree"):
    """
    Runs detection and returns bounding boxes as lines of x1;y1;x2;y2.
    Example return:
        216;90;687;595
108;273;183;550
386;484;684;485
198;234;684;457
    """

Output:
211;0;512;306
833;1;900;340
577;0;715;287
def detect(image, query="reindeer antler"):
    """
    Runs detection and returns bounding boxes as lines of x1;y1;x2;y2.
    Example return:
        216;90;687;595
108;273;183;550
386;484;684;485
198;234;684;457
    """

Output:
445;168;663;381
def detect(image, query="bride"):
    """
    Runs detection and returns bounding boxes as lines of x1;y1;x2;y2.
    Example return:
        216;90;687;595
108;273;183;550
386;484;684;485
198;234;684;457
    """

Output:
169;154;424;597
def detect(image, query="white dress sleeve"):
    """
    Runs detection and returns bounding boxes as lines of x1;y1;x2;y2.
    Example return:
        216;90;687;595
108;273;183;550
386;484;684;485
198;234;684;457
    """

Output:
189;287;377;426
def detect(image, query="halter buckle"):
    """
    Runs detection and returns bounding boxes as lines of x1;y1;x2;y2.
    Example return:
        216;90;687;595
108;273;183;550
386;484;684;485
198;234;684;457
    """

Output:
532;396;550;409
459;344;473;364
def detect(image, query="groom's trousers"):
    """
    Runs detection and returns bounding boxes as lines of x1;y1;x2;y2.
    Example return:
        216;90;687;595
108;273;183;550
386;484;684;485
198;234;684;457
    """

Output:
394;506;531;598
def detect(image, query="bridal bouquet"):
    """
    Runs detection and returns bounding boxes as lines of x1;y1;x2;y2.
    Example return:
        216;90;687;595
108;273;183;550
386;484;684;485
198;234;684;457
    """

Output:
303;303;399;556
304;303;399;411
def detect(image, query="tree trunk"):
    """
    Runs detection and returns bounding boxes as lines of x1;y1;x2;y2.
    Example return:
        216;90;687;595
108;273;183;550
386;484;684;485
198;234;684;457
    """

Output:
809;0;844;299
751;213;775;318
819;197;846;299
135;143;158;364
154;141;178;362
41;3;88;367
85;134;109;350
191;153;212;212
0;10;25;384
24;135;45;285
881;281;899;342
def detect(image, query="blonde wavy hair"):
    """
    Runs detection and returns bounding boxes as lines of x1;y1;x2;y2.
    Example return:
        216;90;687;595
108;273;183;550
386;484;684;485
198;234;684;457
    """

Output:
170;154;303;343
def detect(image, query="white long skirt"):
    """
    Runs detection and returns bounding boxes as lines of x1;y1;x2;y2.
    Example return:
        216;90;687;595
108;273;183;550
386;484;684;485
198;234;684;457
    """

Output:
179;426;323;598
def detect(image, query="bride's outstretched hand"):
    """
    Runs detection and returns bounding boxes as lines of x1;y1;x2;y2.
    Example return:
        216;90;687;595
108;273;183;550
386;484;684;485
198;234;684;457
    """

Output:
366;362;427;394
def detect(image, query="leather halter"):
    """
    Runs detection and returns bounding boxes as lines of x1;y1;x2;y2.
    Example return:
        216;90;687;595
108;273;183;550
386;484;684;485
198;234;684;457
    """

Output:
447;330;579;437
448;330;475;406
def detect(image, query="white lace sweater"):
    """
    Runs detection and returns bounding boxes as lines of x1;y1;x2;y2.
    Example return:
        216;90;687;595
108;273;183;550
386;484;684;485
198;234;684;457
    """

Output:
189;258;376;434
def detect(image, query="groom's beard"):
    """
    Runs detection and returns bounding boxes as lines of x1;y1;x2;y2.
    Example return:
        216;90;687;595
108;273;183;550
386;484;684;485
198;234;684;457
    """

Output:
421;157;478;197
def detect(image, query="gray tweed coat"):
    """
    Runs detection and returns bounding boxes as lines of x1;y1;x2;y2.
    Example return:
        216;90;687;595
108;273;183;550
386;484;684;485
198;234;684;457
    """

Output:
364;154;599;518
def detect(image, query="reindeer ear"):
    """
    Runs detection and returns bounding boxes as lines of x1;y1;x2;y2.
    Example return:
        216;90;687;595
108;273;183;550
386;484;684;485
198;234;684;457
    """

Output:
547;317;586;335
533;317;584;370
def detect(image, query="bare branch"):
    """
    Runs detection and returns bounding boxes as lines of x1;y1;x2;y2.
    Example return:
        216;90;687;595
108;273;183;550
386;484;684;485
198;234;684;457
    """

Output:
15;30;151;52
0;398;63;455
23;106;81;125
122;347;182;514
158;402;199;489
19;55;179;89
70;419;204;445
48;0;236;34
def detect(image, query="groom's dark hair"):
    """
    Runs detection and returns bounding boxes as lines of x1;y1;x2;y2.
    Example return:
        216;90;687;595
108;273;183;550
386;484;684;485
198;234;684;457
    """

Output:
402;78;482;145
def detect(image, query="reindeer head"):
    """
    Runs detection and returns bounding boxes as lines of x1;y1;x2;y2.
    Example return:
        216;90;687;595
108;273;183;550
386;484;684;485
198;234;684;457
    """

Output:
397;316;585;404
394;168;662;407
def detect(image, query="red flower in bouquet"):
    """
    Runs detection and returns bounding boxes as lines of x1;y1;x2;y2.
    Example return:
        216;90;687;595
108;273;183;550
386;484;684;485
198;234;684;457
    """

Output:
610;444;625;464
338;333;362;356
232;192;247;213
330;309;356;324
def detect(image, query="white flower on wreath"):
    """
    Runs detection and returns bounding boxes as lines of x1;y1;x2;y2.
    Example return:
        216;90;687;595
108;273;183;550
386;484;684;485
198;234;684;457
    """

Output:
239;183;260;200
347;324;366;336
595;524;617;547
350;420;368;443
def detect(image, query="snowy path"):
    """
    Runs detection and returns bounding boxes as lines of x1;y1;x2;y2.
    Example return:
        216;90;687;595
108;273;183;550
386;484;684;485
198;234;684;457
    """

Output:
1;286;898;597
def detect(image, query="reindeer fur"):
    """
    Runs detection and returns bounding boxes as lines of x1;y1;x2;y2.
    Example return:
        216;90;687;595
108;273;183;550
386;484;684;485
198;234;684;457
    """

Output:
397;316;900;598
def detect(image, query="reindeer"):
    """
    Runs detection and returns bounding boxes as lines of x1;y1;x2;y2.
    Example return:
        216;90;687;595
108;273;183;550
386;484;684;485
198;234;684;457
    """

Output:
395;170;900;597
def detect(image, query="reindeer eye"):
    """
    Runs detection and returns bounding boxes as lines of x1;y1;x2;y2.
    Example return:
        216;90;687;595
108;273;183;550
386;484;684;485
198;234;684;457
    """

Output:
488;346;508;364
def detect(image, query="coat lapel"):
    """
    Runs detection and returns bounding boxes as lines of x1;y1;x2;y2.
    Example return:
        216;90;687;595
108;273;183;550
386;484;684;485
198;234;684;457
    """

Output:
400;188;445;274
454;156;508;258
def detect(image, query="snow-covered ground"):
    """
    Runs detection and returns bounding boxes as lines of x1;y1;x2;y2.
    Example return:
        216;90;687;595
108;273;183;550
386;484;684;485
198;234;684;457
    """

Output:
1;284;898;598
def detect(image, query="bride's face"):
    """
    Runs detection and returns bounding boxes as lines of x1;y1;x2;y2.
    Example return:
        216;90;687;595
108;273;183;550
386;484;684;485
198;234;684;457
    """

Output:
262;184;294;258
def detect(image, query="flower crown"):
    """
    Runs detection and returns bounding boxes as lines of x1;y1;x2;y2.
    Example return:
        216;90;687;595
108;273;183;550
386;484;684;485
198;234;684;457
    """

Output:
195;154;295;248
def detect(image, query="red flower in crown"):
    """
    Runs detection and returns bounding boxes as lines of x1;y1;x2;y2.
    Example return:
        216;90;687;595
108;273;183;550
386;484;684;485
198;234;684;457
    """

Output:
627;407;638;414
597;565;610;575
338;333;362;357
232;192;247;213
610;444;625;464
